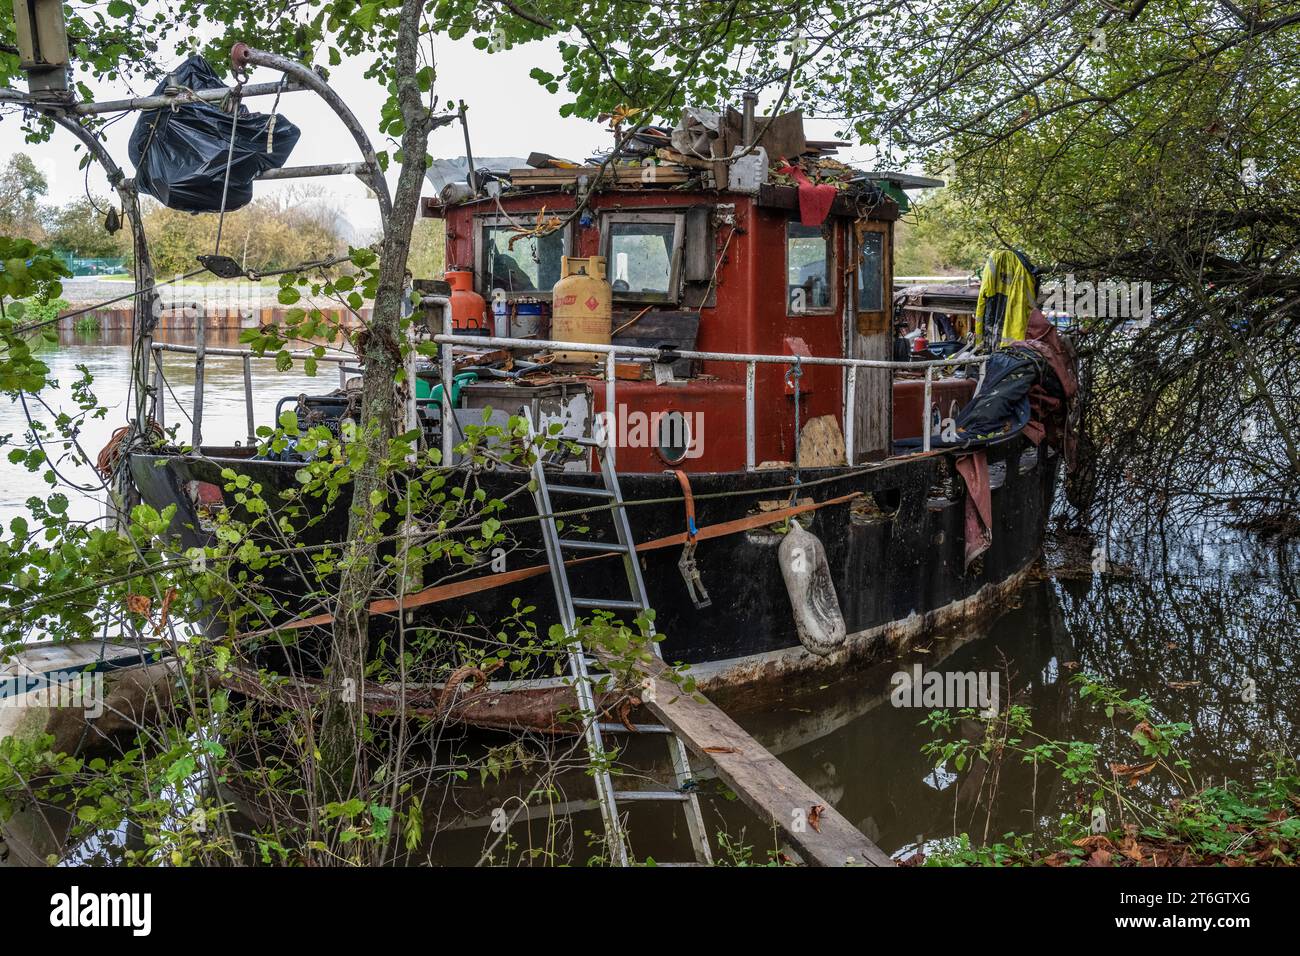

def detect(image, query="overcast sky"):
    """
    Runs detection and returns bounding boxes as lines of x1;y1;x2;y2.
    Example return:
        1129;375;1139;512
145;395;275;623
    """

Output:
2;30;881;241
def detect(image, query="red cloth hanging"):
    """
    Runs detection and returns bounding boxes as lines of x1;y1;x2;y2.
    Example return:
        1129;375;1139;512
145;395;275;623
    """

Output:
778;163;837;227
955;451;992;570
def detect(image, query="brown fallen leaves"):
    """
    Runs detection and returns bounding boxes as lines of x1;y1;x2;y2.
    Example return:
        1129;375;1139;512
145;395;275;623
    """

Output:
1034;817;1293;867
156;587;177;634
1040;830;1188;868
1131;721;1160;748
1109;760;1158;787
126;588;178;634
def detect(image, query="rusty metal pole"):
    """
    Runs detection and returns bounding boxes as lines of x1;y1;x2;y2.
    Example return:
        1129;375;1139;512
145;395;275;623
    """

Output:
229;43;393;232
191;302;206;452
458;101;478;194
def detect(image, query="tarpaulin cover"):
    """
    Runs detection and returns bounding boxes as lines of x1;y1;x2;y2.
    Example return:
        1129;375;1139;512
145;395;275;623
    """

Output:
895;351;1038;452
128;56;300;213
778;163;837;227
895;310;1079;454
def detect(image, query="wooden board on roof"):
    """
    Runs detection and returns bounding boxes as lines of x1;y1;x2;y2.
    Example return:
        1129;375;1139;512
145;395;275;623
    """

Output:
507;165;692;186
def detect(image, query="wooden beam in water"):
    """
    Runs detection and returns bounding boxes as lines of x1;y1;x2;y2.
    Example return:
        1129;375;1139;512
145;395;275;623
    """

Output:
602;648;895;867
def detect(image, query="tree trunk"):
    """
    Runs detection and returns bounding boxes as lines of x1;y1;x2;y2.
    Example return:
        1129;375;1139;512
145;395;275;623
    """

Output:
317;0;433;808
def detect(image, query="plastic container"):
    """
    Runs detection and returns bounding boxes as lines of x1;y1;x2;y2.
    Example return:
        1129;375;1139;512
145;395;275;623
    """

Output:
511;301;545;340
492;295;510;338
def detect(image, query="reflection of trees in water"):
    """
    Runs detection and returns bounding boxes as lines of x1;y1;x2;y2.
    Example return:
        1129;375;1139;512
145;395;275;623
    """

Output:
1056;529;1300;774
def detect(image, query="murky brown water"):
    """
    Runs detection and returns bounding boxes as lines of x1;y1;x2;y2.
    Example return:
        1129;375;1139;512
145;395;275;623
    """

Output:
5;332;1297;865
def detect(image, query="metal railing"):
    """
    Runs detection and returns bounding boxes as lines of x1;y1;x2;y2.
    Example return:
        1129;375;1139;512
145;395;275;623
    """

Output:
150;328;988;466
151;342;357;449
434;327;990;469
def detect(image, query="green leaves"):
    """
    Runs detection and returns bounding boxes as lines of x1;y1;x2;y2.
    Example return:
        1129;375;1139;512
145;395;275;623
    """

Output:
165;755;197;785
354;3;380;31
0;239;70;396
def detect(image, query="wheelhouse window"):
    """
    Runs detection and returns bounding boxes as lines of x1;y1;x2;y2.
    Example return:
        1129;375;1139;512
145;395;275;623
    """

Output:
479;217;566;296
602;212;684;303
787;223;833;313
857;230;884;313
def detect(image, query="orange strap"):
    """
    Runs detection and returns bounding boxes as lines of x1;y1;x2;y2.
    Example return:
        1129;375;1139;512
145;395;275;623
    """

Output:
673;469;699;541
242;490;862;637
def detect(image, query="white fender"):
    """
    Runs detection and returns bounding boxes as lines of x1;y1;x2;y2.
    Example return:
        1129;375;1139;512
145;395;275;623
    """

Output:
778;521;846;657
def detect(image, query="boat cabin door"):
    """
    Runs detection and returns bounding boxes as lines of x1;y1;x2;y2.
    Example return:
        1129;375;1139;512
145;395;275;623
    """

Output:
846;220;892;460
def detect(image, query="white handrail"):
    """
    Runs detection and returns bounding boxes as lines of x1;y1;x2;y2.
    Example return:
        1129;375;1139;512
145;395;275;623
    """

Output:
149;336;986;463
435;333;988;462
434;333;987;371
150;343;355;362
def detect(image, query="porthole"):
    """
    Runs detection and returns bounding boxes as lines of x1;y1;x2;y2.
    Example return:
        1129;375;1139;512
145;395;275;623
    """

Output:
655;410;692;465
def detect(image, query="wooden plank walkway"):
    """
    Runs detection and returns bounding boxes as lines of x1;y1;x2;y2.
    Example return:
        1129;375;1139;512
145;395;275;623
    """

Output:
601;648;895;867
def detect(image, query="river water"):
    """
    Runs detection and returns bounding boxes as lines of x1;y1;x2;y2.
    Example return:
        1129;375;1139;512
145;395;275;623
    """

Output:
0;329;330;524
4;331;1297;865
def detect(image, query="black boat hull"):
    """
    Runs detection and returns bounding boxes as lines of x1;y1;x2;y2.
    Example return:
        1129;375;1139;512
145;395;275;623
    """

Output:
130;436;1055;688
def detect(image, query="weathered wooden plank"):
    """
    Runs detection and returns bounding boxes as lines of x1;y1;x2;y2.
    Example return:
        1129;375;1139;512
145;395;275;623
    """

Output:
851;331;892;461
599;648;895;867
507;166;690;185
684;206;713;282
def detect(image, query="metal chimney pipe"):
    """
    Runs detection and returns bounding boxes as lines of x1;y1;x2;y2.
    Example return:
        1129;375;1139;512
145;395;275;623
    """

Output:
741;91;758;146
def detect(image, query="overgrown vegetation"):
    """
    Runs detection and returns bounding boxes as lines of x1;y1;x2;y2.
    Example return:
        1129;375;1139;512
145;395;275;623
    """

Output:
893;191;988;277
914;673;1300;866
142;190;349;277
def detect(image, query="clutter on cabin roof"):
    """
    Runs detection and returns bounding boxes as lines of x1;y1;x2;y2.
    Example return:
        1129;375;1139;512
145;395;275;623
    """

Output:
427;100;940;217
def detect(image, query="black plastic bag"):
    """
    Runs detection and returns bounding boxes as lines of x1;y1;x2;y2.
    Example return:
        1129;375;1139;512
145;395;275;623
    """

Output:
128;56;300;213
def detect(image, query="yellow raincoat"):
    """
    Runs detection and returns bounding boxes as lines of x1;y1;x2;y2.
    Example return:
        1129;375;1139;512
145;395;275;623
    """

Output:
974;250;1036;345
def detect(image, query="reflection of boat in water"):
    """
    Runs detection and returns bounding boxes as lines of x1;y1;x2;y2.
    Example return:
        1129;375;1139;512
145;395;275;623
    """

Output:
217;582;1068;865
127;111;1076;731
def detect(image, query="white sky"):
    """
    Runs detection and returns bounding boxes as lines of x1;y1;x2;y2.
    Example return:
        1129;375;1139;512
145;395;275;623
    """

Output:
2;30;882;240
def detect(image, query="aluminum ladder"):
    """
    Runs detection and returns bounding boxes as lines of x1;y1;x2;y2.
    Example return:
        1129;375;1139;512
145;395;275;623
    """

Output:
522;409;713;866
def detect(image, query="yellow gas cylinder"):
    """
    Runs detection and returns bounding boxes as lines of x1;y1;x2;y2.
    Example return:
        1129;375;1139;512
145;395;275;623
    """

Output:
551;255;611;364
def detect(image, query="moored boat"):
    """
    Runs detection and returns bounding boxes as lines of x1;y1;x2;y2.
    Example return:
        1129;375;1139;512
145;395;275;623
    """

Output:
127;104;1077;728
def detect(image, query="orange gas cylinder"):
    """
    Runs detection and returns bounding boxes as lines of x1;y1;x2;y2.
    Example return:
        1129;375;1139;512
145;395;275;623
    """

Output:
446;270;487;331
551;256;611;364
